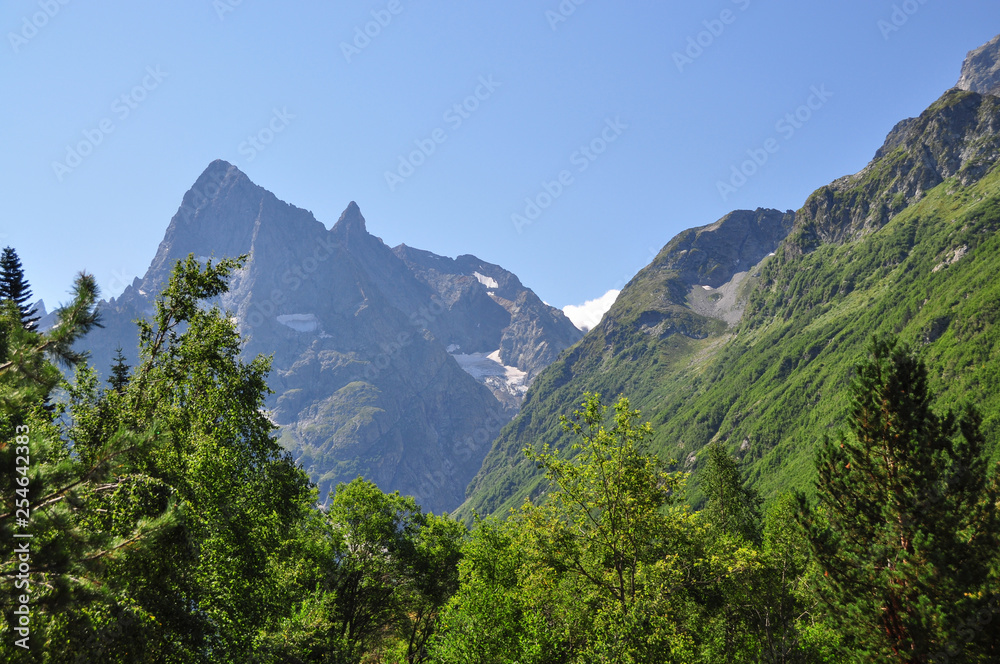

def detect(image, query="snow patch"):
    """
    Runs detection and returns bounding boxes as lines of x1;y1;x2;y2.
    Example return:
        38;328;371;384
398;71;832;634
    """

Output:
446;343;461;352
450;351;507;379
450;349;528;392
487;349;527;386
473;271;499;289
277;313;320;333
563;289;621;332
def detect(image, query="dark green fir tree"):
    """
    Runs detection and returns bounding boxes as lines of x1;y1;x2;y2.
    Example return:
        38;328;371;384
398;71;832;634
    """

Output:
108;345;131;393
701;442;762;544
0;246;40;330
797;337;1000;663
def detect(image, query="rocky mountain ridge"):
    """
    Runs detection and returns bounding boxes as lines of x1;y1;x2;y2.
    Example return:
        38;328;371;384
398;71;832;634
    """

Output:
958;33;1000;97
80;161;580;512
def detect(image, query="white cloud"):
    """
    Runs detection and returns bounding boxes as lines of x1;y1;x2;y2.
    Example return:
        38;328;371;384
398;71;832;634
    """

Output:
562;289;620;332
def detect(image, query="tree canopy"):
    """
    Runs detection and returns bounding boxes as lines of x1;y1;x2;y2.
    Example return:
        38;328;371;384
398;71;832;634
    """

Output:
1;256;997;664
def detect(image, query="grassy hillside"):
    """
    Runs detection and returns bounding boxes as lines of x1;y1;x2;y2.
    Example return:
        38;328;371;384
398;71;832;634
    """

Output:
460;89;1000;520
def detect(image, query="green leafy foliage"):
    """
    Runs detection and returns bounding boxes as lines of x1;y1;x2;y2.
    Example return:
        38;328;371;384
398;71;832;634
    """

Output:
437;344;1000;663
433;395;767;664
2;263;996;664
258;477;466;663
1;255;473;663
1;257;319;662
0;275;176;661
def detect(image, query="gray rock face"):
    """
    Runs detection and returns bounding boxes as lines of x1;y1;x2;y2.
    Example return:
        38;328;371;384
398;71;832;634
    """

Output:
957;34;1000;97
593;208;794;346
652;208;796;289
796;89;1000;250
80;161;579;513
393;246;583;382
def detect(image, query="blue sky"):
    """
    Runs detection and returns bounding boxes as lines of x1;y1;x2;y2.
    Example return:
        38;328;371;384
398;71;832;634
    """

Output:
3;1;1000;314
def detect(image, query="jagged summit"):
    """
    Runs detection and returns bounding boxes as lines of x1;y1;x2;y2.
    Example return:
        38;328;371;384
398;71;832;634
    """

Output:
331;200;368;238
179;159;252;219
141;161;328;291
957;33;1000;97
77;163;581;513
201;157;237;179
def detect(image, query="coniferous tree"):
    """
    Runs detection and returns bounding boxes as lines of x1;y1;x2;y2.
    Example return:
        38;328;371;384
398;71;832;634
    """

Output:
2;257;319;662
701;442;762;544
0;246;40;330
108;345;130;393
796;337;1000;663
699;443;765;662
0;274;172;658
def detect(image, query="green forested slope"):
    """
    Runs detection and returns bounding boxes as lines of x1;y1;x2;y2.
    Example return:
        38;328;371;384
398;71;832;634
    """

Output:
461;88;1000;519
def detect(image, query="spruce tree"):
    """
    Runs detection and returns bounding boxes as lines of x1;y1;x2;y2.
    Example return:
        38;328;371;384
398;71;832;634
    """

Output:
701;442;762;544
0;246;40;330
796;337;1000;662
108;345;130;393
0;274;168;657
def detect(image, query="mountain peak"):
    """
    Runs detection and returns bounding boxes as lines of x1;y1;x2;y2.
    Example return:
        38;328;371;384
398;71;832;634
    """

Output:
142;161;325;292
957;34;1000;97
192;159;239;190
332;201;367;235
205;157;235;174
